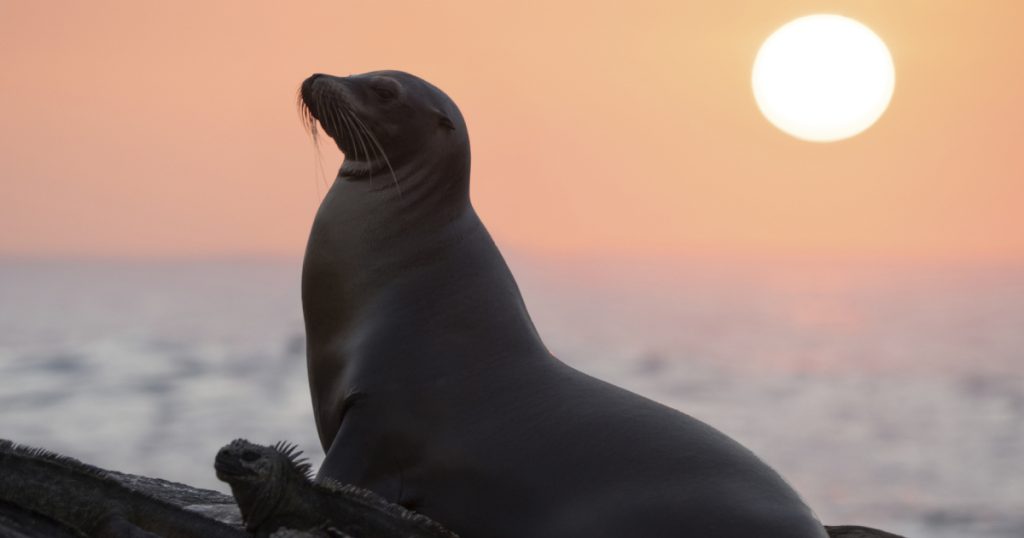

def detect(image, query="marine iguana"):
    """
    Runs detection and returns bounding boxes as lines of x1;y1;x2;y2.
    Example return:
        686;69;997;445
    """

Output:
214;439;458;538
0;439;247;538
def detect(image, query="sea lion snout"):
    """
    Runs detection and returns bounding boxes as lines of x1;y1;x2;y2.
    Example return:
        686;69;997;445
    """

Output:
299;73;323;107
300;73;349;117
299;73;374;168
303;72;325;86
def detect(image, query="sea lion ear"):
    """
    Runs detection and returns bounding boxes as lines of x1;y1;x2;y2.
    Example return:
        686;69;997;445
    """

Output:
438;115;456;131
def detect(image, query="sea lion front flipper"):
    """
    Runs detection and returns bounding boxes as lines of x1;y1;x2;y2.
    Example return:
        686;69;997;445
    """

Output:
318;395;404;504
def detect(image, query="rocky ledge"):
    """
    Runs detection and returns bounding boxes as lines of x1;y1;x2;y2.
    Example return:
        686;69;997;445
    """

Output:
0;438;904;537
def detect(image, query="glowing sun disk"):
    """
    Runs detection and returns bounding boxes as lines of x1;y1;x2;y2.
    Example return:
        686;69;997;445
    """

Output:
752;14;895;142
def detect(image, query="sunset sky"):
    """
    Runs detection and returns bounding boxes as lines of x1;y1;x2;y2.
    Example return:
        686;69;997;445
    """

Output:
2;1;1022;262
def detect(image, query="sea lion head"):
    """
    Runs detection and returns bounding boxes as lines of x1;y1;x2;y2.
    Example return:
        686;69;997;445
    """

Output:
299;70;469;194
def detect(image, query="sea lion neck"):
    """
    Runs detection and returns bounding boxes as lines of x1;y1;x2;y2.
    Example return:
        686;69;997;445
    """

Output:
320;154;471;271
302;163;546;371
340;137;470;213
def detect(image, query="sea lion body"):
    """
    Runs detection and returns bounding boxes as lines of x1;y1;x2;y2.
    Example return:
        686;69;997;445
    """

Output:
301;71;825;538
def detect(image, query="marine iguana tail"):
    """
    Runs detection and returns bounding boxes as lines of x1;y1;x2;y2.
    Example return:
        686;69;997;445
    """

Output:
0;499;85;538
0;439;247;538
215;439;458;538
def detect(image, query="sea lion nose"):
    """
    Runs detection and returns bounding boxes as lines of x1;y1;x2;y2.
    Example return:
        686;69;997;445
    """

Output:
302;74;328;101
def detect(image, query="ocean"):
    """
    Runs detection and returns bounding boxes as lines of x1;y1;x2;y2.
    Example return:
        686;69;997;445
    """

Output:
1;257;1021;537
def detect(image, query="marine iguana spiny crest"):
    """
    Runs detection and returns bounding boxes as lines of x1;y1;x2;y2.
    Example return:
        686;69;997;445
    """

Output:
215;439;458;538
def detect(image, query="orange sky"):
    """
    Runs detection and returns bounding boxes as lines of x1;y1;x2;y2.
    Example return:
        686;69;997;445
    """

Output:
1;1;1023;262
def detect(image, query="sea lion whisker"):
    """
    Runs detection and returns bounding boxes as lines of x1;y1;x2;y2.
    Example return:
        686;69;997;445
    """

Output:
339;106;368;165
311;90;335;188
334;107;358;161
298;100;319;150
326;106;350;158
330;107;361;186
348;110;402;196
341;107;378;187
295;89;311;133
344;106;380;180
301;108;311;136
321;101;339;137
296;91;325;189
318;91;361;167
347;107;373;166
299;91;316;139
301;107;315;139
311;137;327;189
312;85;334;135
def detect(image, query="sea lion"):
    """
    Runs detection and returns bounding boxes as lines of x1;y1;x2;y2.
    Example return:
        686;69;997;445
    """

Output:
299;70;827;538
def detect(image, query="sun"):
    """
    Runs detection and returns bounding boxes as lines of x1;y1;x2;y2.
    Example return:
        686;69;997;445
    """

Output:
752;14;895;142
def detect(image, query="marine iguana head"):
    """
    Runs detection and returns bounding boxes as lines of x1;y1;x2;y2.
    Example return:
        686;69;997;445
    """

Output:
214;439;314;534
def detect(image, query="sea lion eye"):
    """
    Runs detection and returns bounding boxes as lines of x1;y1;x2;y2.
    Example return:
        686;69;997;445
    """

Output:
373;85;397;100
439;116;456;131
